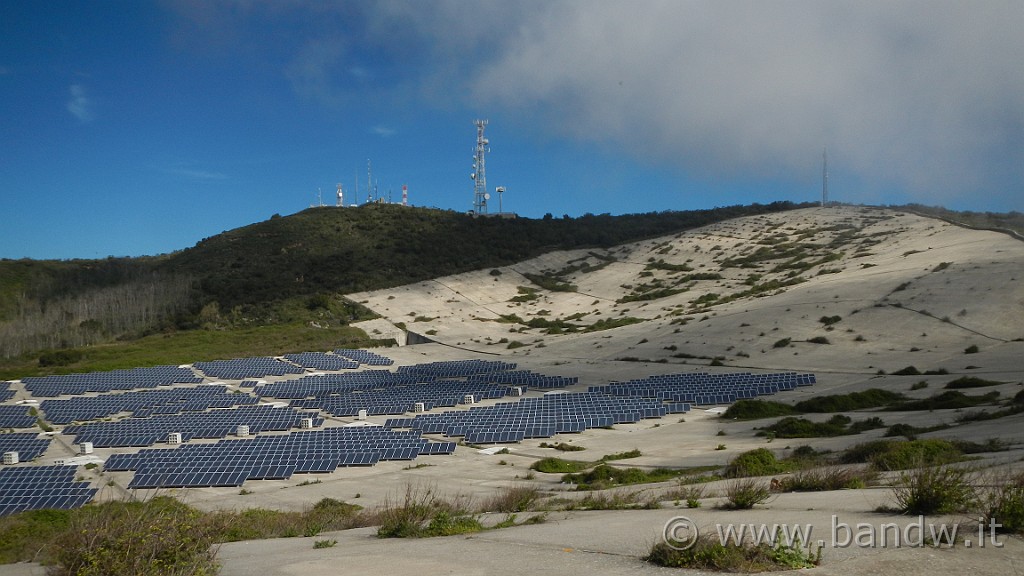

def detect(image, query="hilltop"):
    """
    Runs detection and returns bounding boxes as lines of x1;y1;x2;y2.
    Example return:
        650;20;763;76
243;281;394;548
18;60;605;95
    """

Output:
352;205;1024;375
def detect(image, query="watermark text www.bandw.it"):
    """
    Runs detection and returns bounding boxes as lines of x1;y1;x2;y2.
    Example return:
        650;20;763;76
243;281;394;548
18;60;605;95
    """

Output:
663;515;1005;550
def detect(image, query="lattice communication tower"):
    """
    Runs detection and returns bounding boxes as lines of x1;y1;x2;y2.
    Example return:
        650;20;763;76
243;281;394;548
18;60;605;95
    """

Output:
471;119;490;214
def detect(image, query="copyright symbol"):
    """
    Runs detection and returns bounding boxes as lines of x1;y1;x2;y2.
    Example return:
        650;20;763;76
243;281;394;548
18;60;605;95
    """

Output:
663;516;699;550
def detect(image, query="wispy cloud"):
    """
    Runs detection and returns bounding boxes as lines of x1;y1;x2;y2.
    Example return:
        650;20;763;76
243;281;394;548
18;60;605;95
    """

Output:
66;84;95;122
372;125;396;137
361;1;1023;207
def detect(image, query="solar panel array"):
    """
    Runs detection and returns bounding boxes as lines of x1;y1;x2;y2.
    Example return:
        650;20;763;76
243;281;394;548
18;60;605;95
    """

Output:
104;428;456;489
39;386;259;425
466;370;577;389
589;372;816;404
0;466;97;516
0;433;51;461
194;357;306;379
333;349;394;366
386;392;690;444
283;352;359;371
0;382;13;402
62;405;324;448
258;371;519;417
20;366;202;397
0;405;37;428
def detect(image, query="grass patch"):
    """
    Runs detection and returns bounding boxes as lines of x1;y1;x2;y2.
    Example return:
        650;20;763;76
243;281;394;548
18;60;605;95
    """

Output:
647;532;820;570
479;485;542;513
721;478;773;510
376;484;480;538
775;466;876;492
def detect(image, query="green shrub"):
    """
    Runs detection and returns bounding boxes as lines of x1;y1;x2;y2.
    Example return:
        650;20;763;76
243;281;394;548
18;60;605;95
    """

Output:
944;376;1002;389
772;338;792;349
795;388;904;412
892;464;975;515
965;344;980;354
600;449;642;461
724;448;789;478
49;497;220;576
892;365;921;376
841;439;964;471
561;464;684;490
538;442;585;452
980;471;1024;534
530;457;591;474
721;399;796;420
888;390;1000;411
807;336;830;344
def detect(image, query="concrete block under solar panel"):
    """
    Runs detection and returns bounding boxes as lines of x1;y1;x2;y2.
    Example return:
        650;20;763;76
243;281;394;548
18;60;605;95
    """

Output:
3;452;19;465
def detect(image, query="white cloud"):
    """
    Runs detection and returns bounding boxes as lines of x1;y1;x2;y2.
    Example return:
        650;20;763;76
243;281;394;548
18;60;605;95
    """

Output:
369;0;1024;206
67;84;95;122
372;125;396;137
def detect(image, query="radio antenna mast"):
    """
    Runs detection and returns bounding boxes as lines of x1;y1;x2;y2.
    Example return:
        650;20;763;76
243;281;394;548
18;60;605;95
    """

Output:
471;119;490;215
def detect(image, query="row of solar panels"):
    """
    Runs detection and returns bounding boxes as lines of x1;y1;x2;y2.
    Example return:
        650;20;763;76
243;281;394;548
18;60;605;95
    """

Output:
194;357;307;379
0;433;51;461
333;349;393;366
0;466;97;517
0;382;13;403
39;386;258;425
283;352;360;371
194;349;395;379
62;405;323;448
104;428;457;489
0;405;36;428
466;370;577;388
589;372;815;403
386;393;691;443
17;366;202;397
396;359;517;378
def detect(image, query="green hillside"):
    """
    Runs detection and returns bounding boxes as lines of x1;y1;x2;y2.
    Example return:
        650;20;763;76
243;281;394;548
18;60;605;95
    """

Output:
0;201;809;375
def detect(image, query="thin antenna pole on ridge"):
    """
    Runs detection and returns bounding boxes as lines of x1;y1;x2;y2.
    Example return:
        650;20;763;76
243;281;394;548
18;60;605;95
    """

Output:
822;148;829;207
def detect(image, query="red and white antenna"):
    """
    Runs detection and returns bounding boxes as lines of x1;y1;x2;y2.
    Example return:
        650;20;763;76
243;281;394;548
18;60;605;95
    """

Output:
402;184;408;206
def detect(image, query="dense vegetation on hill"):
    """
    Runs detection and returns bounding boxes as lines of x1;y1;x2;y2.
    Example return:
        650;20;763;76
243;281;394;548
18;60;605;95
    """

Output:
0;202;807;368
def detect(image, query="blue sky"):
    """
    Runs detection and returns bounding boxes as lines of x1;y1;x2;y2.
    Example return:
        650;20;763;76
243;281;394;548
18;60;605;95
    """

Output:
2;1;1021;260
